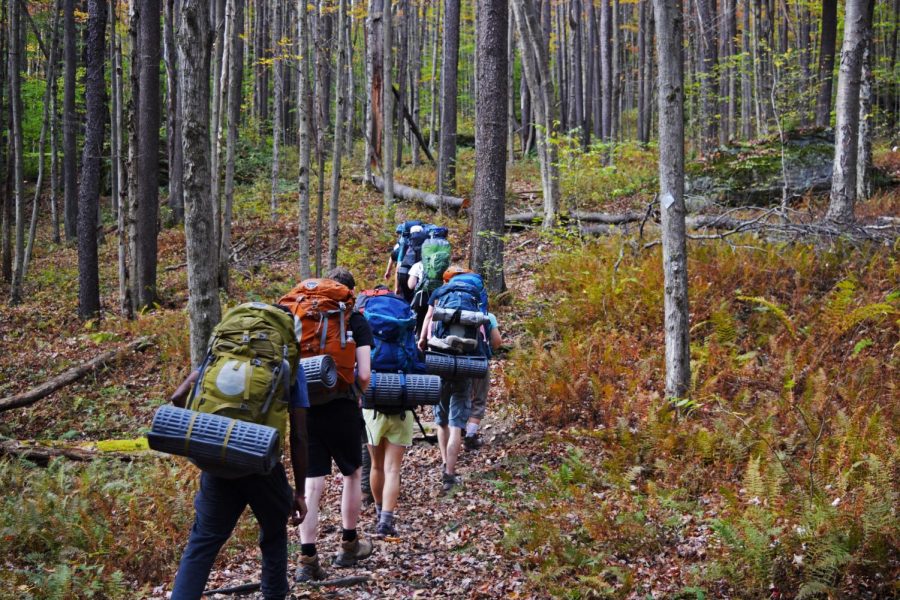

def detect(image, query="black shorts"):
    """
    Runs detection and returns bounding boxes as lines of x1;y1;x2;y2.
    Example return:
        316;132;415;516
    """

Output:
307;397;365;477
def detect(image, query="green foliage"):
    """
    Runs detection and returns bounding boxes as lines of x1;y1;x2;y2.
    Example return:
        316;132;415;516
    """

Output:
503;236;898;597
0;458;196;598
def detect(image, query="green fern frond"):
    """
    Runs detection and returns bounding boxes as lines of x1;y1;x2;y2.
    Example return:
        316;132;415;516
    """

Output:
839;303;898;335
711;301;739;345
737;295;797;338
743;456;766;500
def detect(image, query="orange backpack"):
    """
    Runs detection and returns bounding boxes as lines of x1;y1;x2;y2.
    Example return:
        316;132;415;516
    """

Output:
279;279;357;404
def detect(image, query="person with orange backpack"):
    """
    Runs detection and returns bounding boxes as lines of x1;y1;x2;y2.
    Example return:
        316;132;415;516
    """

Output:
278;268;375;581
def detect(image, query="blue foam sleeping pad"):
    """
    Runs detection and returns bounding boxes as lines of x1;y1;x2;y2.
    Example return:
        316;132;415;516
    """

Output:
425;352;489;380
362;372;442;409
147;405;280;479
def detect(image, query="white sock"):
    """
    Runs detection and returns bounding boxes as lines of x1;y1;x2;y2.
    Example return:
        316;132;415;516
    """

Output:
465;423;479;437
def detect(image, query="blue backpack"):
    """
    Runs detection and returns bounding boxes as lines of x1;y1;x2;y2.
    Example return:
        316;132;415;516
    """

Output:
430;279;489;356
424;224;449;239
357;289;427;375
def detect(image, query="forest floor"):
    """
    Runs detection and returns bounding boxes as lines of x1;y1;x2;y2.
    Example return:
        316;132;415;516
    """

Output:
1;144;898;599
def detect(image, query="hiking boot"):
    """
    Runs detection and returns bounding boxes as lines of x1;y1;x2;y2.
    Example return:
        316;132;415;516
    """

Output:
464;434;483;451
375;521;397;537
295;554;326;582
441;472;460;493
333;536;373;568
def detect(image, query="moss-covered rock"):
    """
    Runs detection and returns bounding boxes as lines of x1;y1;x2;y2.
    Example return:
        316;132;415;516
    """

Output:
686;129;835;206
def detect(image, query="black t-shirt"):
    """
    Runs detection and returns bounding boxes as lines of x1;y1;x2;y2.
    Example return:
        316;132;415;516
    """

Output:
349;311;374;348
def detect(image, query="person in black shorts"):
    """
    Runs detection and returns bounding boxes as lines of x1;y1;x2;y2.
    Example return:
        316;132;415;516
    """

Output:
296;267;376;581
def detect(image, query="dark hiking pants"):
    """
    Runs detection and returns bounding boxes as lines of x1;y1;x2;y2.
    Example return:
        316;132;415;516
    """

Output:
170;463;293;600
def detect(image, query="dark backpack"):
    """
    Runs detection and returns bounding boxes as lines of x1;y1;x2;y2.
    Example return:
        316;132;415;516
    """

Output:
394;220;423;265
396;229;432;301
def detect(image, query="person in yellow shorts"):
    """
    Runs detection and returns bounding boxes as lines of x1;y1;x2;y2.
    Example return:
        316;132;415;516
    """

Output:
363;409;413;537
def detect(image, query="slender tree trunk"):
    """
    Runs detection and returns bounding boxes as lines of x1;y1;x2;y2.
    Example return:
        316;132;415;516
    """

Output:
571;0;585;146
77;0;107;320
437;0;460;196
50;19;61;245
472;0;508;293
164;0;183;223
511;0;560;225
741;0;752;138
427;0;439;152
600;0;612;141
270;0;283;220
178;0;221;366
365;0;383;181
653;0;690;399
856;0;874;201
209;0;225;259
63;0;78;241
134;0;160;310
826;0;872;223
696;0;718;153
23;0;63;278
507;6;516;161
313;0;332;274
395;0;407;168
383;0;394;205
329;0;348;269
0;2;8;283
7;0;25;304
220;0;244;289
111;2;132;318
298;0;312;279
814;0;838;127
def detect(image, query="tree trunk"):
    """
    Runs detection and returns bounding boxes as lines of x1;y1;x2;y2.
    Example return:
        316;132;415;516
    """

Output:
856;0;874;201
50;18;61;245
600;0;612;141
365;0;383;181
112;3;132;318
271;0;283;221
437;0;460;196
814;0;838;127
313;0;333;275
507;7;517;161
653;0;691;399
77;0;106;320
164;0;183;223
23;1;62;279
395;0;407;168
511;0;560;226
696;0;718;153
472;0;508;293
8;0;25;304
329;0;348;270
427;0;439;152
827;0;872;223
135;0;160;310
63;0;78;242
178;0;221;366
383;0;394;206
741;0;752;138
571;0;585;146
298;0;312;279
220;0;244;290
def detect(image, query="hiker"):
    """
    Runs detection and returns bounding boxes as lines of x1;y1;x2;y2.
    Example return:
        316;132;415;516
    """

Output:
409;229;452;335
356;286;427;536
465;313;503;451
417;267;490;492
386;221;423;287
279;267;375;582
394;224;426;302
168;303;309;600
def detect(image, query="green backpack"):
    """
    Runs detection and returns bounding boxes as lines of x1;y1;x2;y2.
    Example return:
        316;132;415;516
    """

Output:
188;302;300;451
417;238;452;300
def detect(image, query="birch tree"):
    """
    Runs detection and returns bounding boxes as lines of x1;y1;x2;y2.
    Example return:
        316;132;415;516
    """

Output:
298;0;312;279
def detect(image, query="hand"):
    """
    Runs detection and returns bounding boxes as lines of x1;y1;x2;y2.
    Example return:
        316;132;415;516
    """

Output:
384;271;391;281
418;337;427;351
290;493;307;525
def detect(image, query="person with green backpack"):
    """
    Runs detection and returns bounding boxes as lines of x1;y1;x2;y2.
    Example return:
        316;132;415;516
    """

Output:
167;302;310;600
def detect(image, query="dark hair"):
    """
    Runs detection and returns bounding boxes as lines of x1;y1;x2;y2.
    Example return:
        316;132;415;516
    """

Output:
326;267;355;290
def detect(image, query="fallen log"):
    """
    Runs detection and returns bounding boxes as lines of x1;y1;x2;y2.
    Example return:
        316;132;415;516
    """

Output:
506;210;644;226
0;337;152;412
0;440;139;466
369;175;467;211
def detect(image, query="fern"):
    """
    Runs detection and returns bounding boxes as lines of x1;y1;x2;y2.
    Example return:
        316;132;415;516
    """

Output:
711;301;739;345
840;302;898;335
744;456;766;500
738;295;797;338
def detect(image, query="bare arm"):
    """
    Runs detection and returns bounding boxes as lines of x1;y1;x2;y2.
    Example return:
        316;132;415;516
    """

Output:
417;306;436;350
355;345;372;392
490;325;503;350
289;407;308;525
383;257;394;280
169;370;200;408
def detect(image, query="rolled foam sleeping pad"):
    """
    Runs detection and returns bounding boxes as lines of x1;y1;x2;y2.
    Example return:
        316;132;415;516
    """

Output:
425;352;489;379
362;372;442;409
300;355;338;392
147;404;280;479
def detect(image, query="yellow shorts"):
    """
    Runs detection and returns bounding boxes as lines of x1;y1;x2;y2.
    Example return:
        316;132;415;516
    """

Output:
363;409;414;447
